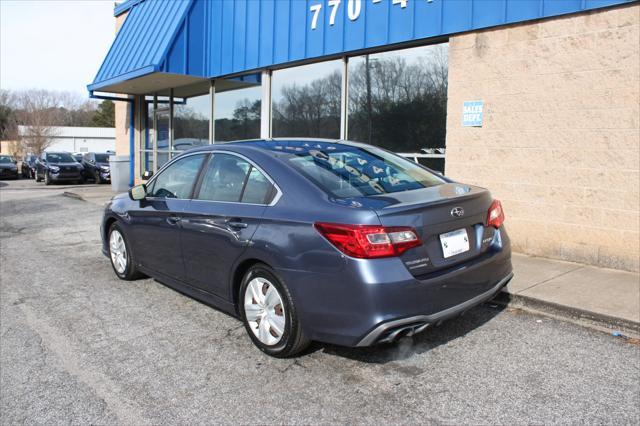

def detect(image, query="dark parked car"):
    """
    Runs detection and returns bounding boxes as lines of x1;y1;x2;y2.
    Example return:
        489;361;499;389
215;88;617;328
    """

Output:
35;152;84;185
0;155;19;179
101;139;512;357
81;152;111;183
21;154;37;178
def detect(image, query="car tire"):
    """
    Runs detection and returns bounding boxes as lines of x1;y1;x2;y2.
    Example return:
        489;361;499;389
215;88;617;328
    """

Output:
108;222;144;281
44;171;51;185
239;264;310;358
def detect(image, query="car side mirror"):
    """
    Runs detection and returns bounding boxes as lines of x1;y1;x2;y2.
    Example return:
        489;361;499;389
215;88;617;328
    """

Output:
141;170;153;181
129;184;147;201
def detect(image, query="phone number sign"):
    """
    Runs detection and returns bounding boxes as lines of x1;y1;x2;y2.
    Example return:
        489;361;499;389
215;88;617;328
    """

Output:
310;0;433;30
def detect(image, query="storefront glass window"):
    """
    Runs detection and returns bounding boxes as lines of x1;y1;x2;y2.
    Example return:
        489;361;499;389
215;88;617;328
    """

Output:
155;106;171;169
214;86;261;142
173;93;210;150
347;44;448;172
272;60;342;139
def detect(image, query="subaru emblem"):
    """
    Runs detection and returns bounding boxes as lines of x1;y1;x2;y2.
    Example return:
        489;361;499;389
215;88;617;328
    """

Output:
451;207;464;218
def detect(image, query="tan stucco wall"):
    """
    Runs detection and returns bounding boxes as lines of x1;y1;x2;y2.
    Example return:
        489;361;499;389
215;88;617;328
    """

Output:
114;11;131;157
445;4;640;271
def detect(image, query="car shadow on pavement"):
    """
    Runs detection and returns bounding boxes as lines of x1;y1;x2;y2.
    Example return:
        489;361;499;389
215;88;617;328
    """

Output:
313;302;507;364
0;181;8;188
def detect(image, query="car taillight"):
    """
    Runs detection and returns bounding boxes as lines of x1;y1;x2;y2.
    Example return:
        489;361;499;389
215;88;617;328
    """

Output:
487;200;505;228
314;222;422;259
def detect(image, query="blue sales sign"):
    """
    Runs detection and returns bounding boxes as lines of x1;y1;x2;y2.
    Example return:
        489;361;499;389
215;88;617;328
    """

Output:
463;101;484;127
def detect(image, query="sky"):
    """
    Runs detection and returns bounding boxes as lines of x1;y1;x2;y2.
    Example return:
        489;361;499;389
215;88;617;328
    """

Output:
1;0;115;96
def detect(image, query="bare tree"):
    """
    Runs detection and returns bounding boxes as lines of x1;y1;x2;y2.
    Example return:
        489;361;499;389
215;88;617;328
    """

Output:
13;90;64;155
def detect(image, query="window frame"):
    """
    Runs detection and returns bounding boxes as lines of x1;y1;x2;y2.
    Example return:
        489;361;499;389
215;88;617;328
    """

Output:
191;150;282;207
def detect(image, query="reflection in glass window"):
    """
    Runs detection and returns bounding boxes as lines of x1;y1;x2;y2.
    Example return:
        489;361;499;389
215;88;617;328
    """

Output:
155;107;171;169
348;44;448;172
144;100;154;149
174;93;210;149
148;154;205;199
215;86;261;142
272;60;342;139
273;141;444;198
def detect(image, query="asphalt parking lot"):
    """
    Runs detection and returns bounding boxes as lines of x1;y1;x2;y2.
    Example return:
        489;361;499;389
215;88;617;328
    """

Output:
1;179;639;424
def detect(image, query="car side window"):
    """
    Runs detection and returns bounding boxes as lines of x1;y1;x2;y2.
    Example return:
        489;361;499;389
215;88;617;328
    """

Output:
242;167;274;204
197;154;249;202
147;154;205;199
196;153;275;204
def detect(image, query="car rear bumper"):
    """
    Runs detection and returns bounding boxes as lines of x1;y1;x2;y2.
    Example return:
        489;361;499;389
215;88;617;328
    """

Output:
276;228;512;347
355;272;513;346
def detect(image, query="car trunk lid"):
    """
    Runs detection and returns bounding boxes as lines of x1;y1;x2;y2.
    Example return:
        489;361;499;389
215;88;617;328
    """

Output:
364;183;499;276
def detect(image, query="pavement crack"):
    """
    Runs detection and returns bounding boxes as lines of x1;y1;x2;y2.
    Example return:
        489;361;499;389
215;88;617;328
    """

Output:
516;265;585;294
279;359;306;374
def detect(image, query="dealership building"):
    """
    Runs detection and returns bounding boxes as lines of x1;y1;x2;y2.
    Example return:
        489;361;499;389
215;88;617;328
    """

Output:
90;0;639;271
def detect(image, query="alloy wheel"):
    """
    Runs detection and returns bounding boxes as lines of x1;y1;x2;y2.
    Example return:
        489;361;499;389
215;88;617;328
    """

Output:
243;277;286;346
109;229;128;274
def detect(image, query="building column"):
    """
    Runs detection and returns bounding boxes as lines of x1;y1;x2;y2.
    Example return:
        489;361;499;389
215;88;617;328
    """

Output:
209;80;216;143
260;70;272;139
340;57;349;140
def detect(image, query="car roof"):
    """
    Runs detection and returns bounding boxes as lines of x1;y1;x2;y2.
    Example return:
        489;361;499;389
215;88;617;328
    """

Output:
187;138;364;155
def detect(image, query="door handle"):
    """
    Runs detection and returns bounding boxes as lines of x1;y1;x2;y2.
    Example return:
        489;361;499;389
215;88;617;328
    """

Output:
226;219;248;229
167;216;181;225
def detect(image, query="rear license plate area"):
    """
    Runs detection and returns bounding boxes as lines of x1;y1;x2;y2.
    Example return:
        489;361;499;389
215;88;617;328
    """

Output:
439;228;470;258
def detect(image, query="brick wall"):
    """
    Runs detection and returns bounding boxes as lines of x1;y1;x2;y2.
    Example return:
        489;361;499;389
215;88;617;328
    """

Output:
445;4;639;271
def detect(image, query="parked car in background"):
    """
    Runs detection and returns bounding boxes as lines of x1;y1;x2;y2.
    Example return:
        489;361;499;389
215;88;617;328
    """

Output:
81;152;111;183
21;154;37;179
0;155;19;180
101;139;513;357
35;152;84;185
173;138;209;152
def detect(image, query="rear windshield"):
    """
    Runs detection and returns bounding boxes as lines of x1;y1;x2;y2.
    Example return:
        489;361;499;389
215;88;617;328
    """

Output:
46;153;75;163
94;154;109;162
278;142;444;197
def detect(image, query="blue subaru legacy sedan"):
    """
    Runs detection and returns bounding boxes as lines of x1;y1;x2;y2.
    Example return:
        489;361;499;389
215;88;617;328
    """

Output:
101;139;513;357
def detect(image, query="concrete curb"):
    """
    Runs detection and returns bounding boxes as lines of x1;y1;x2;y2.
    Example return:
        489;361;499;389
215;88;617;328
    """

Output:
496;289;640;338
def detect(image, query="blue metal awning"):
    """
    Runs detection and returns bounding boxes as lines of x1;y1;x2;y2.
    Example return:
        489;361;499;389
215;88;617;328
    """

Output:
88;0;201;94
